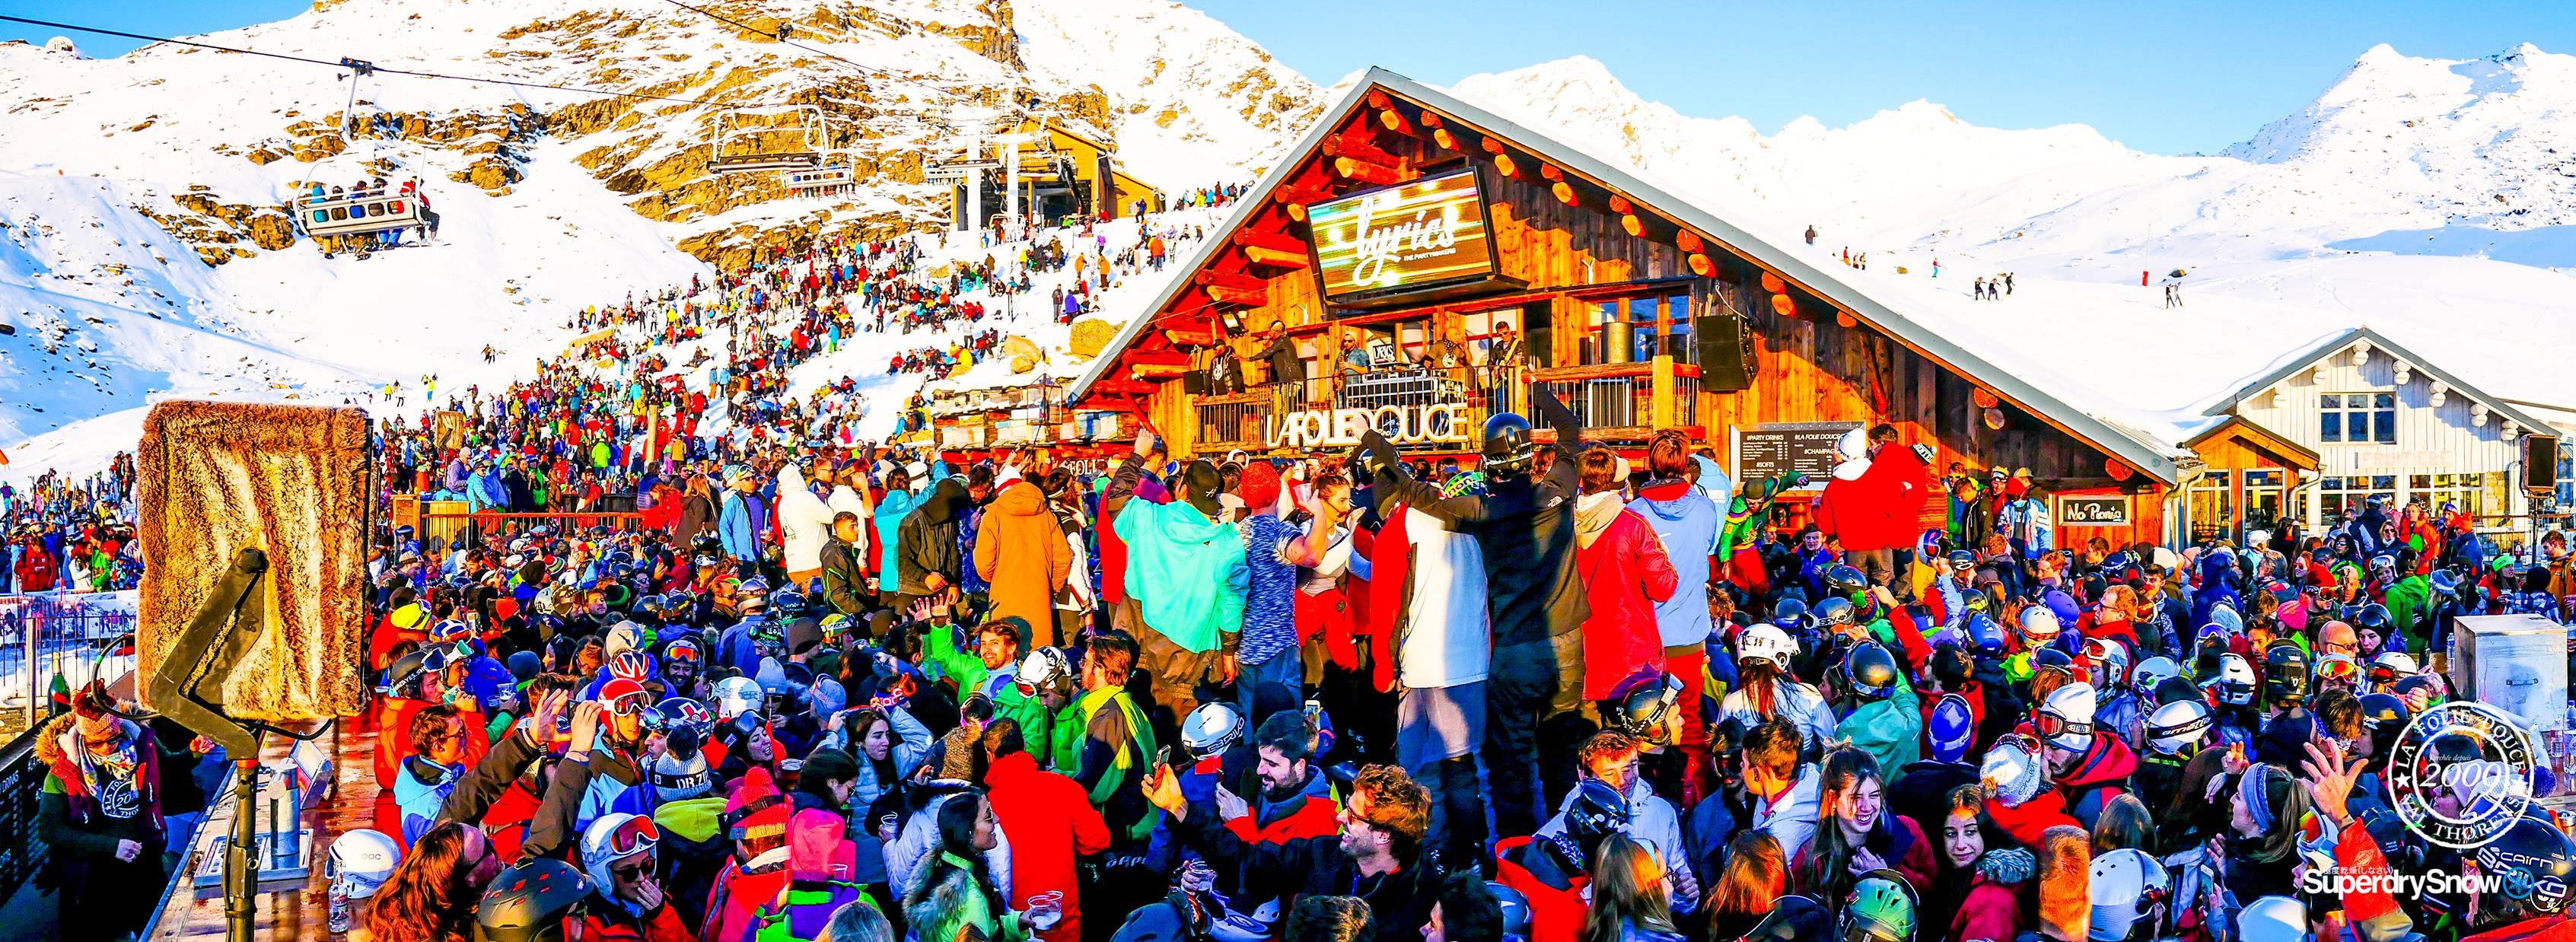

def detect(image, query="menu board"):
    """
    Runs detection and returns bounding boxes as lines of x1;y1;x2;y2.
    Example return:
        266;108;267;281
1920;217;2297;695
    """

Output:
1731;422;1861;492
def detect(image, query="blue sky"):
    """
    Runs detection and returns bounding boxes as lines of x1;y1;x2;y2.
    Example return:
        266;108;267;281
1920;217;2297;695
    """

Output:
6;1;2569;154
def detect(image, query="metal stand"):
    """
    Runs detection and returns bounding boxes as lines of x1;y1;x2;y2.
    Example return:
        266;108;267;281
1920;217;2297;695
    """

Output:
224;749;261;942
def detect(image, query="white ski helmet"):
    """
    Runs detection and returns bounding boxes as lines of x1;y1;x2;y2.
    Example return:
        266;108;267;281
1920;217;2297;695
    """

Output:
2369;651;2420;688
2131;656;2183;700
2039;682;2099;753
712;676;763;720
1737;624;1801;668
326;829;403;901
1017;647;1072;693
2082;636;2132;689
2089;848;2170;941
1183;702;1246;759
2018;605;2062;641
2208;653;2258;706
2236;897;2308;942
1835;427;1871;463
2146;698;2215;756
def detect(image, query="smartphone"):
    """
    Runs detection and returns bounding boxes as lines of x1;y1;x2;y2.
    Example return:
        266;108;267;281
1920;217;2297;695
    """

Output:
1155;745;1173;769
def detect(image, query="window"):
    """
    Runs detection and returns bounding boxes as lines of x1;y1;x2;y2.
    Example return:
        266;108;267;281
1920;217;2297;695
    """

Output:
2320;393;2396;444
2411;472;2505;525
1584;290;1696;364
2317;475;2398;522
2558;440;2573;512
2243;469;2285;534
2189;470;2235;543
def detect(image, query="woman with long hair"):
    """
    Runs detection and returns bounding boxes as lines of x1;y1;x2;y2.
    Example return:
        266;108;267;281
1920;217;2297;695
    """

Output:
1719;628;1836;755
1701;830;1789;941
1927;784;2031;942
1789;748;1935;906
365;821;504;942
2090;794;2155;855
1583;835;1683;942
2225;762;2310;900
902;791;1051;942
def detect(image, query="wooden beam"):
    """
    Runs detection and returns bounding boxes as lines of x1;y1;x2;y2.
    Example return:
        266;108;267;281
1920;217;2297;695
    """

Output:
1418;111;1442;129
1234;229;1311;254
1551;181;1579;206
1676;231;1705;253
1205;284;1268;306
1243;245;1309;268
1163;326;1217;347
1131;361;1192;379
1377;108;1412;134
1089;378;1158;396
1366;88;1391;109
1621;214;1648;237
1193;269;1269;292
1688;253;1714;277
1334;157;1405;185
1492;154;1520;178
1540;163;1563;182
1129;350;1192;368
1273;183;1332;208
1480;136;1505;154
1607;196;1633;215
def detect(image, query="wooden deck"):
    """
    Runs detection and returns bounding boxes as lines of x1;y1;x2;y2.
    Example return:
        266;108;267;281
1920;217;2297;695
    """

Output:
143;721;378;942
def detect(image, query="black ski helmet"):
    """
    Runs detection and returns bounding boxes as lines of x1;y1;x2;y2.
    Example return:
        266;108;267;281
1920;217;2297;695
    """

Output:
1739;895;1832;942
1824;565;1871;604
2031;647;2073;673
1842;641;1902;702
1771;597;1813;631
2262;641;2310;705
1480;412;1539;476
2390;673;2444;704
476;858;589;942
1813;597;1858;629
2354;603;2393;633
1562;779;1631;868
2472;816;2576;926
2356;692;2410;759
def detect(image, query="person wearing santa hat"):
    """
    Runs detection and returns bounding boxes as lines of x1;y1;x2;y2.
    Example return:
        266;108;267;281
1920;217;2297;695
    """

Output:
38;681;167;942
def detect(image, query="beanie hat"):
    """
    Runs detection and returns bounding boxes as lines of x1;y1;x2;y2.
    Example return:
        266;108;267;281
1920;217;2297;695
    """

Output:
726;767;790;844
1236;462;1282;513
650;728;712;801
506;651;543;682
605;622;645;660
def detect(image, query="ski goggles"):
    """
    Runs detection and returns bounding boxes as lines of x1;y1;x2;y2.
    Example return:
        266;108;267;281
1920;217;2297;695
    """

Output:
597;815;661;861
2315;657;2363;686
2033;711;2094;742
2367;661;2407;686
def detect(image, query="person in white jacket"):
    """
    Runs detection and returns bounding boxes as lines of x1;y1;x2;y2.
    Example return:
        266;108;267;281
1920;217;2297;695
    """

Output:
1718;625;1839;759
775;460;840;585
1536;731;1701;912
1743;717;1823;862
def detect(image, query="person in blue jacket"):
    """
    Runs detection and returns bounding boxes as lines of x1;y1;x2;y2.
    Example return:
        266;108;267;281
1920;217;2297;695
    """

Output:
717;466;769;569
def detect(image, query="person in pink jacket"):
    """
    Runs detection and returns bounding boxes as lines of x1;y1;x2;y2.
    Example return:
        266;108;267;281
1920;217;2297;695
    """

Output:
1572;449;1678;703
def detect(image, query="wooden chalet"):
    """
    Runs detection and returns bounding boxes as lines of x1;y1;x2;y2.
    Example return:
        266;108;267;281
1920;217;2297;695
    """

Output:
1068;69;2186;546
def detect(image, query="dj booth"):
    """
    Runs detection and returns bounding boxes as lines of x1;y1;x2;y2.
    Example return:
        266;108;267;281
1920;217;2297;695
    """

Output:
1337;367;1471;410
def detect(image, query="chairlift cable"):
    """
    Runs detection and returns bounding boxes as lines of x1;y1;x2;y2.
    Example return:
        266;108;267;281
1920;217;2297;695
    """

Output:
3;14;753;110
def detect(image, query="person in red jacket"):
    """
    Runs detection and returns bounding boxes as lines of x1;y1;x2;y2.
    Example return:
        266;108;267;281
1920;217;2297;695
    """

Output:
1814;425;1931;589
14;536;58;592
981;720;1110;942
1980;734;2083;848
1933;784;2033;942
1571;449;1678;704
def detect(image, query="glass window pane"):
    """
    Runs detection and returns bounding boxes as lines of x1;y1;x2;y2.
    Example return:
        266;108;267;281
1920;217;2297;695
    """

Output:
2411;475;2431;490
2375;393;2396;409
2375;412;2396;443
2323;413;2342;442
2349;414;2370;440
2322;393;2341;409
2372;476;2396;491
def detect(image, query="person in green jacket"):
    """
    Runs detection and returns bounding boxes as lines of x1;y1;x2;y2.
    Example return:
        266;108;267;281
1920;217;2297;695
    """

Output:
993;648;1075;771
900;791;1058;942
2381;570;2429;651
924;618;1026;703
1832;640;1922;784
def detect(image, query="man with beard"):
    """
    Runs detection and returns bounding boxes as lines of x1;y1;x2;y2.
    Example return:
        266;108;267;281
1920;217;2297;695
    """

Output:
1148;721;1443;942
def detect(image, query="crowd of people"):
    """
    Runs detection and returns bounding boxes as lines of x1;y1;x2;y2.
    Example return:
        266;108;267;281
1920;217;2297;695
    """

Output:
21;201;2576;942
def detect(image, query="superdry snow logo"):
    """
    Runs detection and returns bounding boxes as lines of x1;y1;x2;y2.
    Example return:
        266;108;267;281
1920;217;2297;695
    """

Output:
2386;700;2539;849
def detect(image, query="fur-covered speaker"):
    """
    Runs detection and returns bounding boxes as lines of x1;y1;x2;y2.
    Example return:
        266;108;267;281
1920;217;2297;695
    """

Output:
136;399;373;721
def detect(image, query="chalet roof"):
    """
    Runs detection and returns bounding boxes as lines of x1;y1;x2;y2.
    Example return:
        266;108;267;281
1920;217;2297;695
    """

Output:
2201;326;2552;433
1068;68;2185;483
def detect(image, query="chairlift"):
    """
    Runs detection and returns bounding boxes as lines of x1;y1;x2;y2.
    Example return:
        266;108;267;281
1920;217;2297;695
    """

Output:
288;177;435;259
780;152;855;193
705;103;829;175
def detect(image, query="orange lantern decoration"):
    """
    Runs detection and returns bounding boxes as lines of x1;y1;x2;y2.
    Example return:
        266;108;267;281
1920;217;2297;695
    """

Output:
2106;459;2134;482
1771;294;1797;318
1972;388;2001;409
1836;311;1858;329
1982;407;2007;430
1759;272;1787;294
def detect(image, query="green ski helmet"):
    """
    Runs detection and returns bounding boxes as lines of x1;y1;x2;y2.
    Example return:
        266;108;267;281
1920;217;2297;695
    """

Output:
1841;869;1920;942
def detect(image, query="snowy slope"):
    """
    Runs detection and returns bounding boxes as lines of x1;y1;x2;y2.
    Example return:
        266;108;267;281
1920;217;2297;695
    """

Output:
0;0;1308;482
1444;46;2576;438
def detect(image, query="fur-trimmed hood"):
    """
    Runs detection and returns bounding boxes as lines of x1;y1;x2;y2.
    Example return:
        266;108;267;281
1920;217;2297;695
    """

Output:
903;851;1002;942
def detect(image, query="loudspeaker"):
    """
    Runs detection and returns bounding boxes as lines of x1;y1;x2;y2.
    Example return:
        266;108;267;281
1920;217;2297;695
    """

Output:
1696;309;1756;391
2527;434;2561;494
137;399;374;722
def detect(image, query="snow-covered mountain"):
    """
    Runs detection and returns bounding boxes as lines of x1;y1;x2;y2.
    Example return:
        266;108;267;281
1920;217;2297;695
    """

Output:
0;0;1321;462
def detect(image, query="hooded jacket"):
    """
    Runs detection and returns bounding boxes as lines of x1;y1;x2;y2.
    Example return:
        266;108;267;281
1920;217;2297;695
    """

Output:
720;487;770;562
1839;676;1925;784
872;486;920;593
668;492;715;553
1630;480;1724;648
1361;415;1588;648
1947;848;2036;942
1573;494;1678;699
2052;732;2138;828
1113;489;1248;654
775;465;839;574
897;479;970;596
1984;788;2082;849
976;480;1073;631
984;751;1110;942
1814;446;1930;553
1170;768;1343;914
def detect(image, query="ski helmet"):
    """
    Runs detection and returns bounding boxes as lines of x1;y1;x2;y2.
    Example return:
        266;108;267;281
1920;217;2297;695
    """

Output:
1979;734;2052;807
1946;550;1978;571
2208;653;2258;706
2389;673;2444;704
1480;412;1540;476
1562;779;1631;869
1771;597;1812;632
2031;647;2074;674
2208;603;2243;638
2038;682;2100;753
2235;897;2306;942
579;813;661;895
2357;692;2410;759
476;858;590;942
2469;816;2576;926
1017;647;1074;695
1928;695;1976;764
1487;883;1533;942
1813;596;1858;629
326;829;402;902
2355;603;2392;633
2018;605;2062;641
1614;672;1687;746
2262;641;2310;705
2131;657;2182;702
1823;565;1871;605
711;676;763;720
2313;653;2362;690
2145;698;2214;757
1740;896;1832;942
2368;651;2420;689
1841;870;1920;942
655;697;715;737
1963;613;2006;657
1737;624;1801;669
2082;636;2132;689
1840;641;1902;702
2089;848;2169;942
1182;702;1245;759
